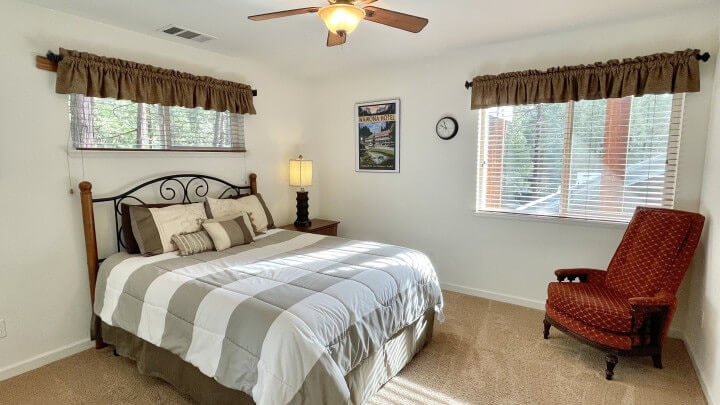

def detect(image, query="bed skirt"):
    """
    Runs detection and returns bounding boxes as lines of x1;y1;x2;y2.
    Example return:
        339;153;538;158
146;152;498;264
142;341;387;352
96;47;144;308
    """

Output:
97;309;435;404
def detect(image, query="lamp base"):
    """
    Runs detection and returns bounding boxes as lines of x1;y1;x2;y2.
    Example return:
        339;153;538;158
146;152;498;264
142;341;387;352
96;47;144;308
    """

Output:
294;191;311;227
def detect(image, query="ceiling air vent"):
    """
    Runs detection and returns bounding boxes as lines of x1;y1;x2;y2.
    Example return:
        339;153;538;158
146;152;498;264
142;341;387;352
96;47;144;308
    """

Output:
157;25;216;43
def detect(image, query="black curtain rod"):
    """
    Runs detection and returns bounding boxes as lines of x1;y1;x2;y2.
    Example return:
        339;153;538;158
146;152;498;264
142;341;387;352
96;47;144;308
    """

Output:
45;51;258;97
463;51;712;89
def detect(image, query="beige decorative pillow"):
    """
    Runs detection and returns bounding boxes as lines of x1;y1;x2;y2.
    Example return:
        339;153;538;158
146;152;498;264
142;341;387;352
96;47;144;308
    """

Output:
206;197;244;219
120;203;172;254
171;231;215;256
201;213;255;251
206;194;274;233
129;203;207;255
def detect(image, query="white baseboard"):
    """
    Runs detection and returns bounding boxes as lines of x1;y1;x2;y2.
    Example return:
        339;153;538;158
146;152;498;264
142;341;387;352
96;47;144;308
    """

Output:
680;333;717;405
441;282;546;310
667;328;683;339
0;339;94;381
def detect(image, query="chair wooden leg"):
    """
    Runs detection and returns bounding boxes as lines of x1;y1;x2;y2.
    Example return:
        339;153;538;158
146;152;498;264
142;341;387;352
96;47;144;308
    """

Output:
652;353;663;369
605;352;618;380
543;318;551;339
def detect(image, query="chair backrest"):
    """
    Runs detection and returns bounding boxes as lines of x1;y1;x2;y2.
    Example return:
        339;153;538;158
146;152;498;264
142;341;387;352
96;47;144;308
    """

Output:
604;207;705;298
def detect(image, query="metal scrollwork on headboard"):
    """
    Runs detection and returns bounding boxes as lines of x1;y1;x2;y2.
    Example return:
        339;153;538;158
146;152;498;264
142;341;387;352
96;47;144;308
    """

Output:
78;173;257;317
91;173;253;253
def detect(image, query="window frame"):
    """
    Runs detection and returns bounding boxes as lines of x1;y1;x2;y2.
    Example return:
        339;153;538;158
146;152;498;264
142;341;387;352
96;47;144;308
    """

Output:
475;94;684;223
69;94;247;153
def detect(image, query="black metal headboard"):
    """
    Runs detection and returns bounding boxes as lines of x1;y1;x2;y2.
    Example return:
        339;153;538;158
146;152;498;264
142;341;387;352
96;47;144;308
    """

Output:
78;173;257;318
89;173;254;253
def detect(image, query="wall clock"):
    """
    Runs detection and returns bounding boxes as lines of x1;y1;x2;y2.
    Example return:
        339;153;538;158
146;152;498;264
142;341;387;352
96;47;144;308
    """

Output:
436;116;458;140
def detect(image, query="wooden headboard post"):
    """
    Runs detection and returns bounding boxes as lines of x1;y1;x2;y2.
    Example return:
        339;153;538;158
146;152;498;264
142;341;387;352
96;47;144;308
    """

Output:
250;173;257;195
79;181;99;306
79;181;105;349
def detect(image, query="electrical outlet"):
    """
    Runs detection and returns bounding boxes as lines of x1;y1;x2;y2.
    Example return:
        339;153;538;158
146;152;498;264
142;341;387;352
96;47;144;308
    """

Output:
0;319;6;338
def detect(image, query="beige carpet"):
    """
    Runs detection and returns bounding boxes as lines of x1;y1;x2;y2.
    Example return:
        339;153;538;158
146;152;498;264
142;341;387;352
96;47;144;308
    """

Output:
1;291;706;404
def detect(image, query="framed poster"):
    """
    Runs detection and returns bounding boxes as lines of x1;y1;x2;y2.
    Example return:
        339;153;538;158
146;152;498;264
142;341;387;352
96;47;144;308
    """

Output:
355;99;400;173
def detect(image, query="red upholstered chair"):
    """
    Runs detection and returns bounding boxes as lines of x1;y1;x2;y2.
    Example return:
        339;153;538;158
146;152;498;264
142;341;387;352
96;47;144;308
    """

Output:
543;207;705;379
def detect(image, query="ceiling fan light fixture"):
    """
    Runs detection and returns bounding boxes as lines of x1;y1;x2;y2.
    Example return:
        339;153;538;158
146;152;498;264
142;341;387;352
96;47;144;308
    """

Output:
318;4;366;35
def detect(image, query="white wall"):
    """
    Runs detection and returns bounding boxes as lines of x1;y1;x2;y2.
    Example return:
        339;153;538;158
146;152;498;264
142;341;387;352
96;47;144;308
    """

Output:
2;1;719;401
0;0;312;378
308;6;719;401
308;7;718;330
686;27;720;405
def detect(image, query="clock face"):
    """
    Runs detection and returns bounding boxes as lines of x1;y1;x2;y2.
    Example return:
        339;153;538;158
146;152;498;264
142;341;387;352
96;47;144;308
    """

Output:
436;117;458;140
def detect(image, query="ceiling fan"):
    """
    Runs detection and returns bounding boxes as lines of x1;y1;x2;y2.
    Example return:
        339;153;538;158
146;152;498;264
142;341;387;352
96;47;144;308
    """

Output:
248;0;428;47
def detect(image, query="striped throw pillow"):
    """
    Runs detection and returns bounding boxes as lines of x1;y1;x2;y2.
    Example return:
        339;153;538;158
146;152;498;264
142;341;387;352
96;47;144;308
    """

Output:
171;231;215;256
201;213;255;251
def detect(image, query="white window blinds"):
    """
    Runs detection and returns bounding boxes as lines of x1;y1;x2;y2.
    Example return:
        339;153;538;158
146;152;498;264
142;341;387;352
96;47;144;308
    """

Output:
476;94;683;222
69;94;245;151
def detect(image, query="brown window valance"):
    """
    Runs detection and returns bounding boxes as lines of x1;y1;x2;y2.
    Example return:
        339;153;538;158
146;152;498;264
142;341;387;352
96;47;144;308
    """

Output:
470;49;702;110
55;48;256;114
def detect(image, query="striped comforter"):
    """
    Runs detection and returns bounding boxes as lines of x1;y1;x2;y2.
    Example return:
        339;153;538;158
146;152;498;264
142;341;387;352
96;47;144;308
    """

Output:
94;229;443;405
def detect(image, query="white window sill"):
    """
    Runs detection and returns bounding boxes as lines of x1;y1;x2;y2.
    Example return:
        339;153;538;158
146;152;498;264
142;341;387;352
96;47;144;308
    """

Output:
472;209;628;229
66;149;246;159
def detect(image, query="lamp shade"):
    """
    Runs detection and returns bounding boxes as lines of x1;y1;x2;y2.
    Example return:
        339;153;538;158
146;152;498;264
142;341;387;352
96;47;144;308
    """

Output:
289;155;313;188
318;4;366;35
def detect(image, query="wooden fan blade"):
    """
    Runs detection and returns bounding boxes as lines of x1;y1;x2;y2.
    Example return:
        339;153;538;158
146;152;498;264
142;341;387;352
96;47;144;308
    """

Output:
327;30;347;47
362;7;428;33
356;0;378;4
248;7;319;21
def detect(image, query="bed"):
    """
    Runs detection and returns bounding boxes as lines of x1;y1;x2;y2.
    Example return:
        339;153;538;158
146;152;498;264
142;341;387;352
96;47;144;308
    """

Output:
79;173;444;405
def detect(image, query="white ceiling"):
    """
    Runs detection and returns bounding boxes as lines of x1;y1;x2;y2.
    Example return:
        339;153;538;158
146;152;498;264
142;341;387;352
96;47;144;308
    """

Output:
21;0;717;79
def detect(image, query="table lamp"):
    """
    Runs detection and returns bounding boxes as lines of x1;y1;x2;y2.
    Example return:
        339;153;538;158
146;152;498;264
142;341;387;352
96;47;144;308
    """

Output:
289;155;313;227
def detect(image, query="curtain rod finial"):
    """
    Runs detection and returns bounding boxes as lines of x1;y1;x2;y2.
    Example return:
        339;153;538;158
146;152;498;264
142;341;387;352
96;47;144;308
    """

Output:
464;80;472;89
46;50;62;63
697;52;710;62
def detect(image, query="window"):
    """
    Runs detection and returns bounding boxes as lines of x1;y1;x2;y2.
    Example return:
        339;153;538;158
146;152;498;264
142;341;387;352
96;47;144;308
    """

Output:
476;94;684;222
69;94;245;151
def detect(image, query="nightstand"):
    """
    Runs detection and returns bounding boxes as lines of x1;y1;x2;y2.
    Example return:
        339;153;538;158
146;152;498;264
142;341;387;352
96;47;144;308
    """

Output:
279;219;339;236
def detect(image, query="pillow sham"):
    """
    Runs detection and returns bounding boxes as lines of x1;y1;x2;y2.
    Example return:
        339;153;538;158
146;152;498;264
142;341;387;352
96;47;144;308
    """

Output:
171;230;215;256
121;203;172;254
206;194;275;233
129;202;207;255
201;213;255;251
